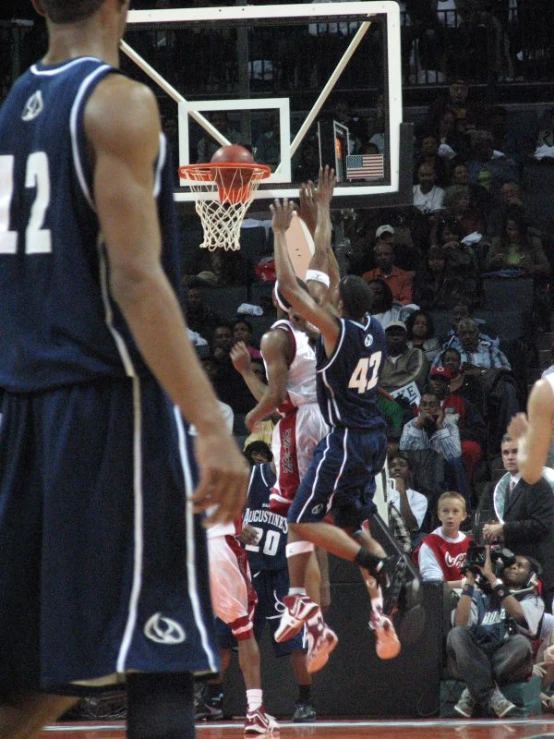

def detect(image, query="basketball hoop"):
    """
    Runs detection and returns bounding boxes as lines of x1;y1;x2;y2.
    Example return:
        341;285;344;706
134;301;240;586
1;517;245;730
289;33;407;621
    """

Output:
178;162;271;251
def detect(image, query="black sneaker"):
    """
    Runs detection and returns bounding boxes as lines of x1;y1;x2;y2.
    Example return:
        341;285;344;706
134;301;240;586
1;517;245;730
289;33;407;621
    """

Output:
377;555;407;615
194;687;223;721
292;700;316;723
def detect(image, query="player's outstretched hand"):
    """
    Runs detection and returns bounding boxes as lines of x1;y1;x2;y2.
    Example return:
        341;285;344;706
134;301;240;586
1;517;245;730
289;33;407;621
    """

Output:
270;198;296;233
230;341;251;375
314;165;336;205
507;412;528;441
299;181;317;235
192;431;249;526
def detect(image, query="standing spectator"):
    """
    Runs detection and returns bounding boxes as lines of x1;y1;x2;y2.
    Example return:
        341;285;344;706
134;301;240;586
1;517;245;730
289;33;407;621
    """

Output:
388;455;429;545
362;241;414;305
482;435;554;613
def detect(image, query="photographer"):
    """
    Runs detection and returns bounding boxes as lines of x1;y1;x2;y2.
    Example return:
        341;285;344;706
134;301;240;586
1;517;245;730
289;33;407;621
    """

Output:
399;391;470;506
448;547;544;718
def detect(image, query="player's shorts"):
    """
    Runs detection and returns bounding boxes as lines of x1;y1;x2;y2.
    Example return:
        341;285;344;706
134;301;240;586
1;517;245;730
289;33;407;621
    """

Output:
0;377;219;693
208;535;257;641
288;426;387;530
270;402;328;513
214;568;304;657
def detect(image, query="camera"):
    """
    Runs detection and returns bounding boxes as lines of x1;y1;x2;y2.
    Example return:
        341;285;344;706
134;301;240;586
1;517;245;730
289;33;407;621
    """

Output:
463;545;516;576
422;417;438;434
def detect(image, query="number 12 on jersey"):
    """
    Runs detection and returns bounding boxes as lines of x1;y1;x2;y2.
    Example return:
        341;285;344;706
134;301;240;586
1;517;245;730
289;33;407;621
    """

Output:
0;153;52;255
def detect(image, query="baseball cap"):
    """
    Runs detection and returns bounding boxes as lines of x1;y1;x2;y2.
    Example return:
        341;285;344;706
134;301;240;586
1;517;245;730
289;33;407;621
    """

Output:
385;320;407;332
376;224;395;238
430;366;452;380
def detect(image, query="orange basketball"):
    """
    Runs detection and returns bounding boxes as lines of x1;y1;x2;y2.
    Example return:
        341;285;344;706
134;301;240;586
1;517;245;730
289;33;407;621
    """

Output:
211;144;254;164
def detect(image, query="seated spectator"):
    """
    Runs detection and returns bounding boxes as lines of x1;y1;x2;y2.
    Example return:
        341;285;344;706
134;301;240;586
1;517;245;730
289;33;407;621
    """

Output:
450;162;492;213
485;206;551;329
441;347;488;423
466;130;519;207
232;318;262;360
400;392;469;506
406;310;442;363
380;321;428;394
441;300;499;350
387;454;429;546
441;187;488;243
422;78;485;135
183;286;223;345
438;317;510;370
413;161;446;216
366;279;416;328
362;240;414;305
484;206;550;279
436;109;472;163
210;323;259;415
373;223;422;273
447;551;543;719
412;246;469;311
487;180;530;239
428;366;487;490
414;132;450;187
438;320;519;453
415;491;471;588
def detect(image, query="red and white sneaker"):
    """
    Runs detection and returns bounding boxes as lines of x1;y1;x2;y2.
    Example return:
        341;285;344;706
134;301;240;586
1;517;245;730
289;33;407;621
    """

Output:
274;594;319;643
244;706;279;735
369;607;401;660
305;612;338;673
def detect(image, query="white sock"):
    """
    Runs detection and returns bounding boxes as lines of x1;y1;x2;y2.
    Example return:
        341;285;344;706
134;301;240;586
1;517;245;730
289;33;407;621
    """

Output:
289;587;307;596
247;688;263;712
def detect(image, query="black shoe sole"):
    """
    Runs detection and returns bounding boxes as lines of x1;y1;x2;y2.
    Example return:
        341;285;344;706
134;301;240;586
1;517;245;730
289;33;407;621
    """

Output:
383;557;407;615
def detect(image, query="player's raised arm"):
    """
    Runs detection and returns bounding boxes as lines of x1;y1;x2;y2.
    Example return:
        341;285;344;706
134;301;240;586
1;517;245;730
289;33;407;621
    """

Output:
271;199;340;356
311;166;340;302
508;379;554;484
86;75;248;522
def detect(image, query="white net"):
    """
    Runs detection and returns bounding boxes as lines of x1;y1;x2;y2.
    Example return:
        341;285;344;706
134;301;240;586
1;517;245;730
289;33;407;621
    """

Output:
179;163;270;251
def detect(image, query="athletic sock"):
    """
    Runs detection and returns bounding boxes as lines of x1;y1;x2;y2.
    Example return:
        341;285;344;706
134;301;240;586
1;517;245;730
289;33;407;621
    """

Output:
246;689;263;712
297;684;312;703
289;587;307;596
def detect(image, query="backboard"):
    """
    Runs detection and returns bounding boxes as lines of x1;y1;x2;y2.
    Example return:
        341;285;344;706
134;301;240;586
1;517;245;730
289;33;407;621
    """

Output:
123;2;413;211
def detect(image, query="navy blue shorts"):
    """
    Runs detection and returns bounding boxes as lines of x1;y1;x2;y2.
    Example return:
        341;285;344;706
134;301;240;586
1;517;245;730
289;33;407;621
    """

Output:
215;567;304;657
0;378;219;693
288;427;387;530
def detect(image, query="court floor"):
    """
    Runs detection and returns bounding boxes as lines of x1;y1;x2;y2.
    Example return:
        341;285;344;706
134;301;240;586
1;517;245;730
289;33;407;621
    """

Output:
41;718;554;739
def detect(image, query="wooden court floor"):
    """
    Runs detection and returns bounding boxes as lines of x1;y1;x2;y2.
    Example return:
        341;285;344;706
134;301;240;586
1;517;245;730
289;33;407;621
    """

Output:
40;718;554;739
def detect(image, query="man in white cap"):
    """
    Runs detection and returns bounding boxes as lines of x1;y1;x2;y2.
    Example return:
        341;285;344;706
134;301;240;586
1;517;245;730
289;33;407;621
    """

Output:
362;240;414;305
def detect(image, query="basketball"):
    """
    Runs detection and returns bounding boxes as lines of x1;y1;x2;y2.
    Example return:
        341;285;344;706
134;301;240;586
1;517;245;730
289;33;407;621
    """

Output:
211;144;254;164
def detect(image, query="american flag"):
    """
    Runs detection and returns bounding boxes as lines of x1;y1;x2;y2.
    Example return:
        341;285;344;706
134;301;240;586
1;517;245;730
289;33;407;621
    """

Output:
345;154;384;180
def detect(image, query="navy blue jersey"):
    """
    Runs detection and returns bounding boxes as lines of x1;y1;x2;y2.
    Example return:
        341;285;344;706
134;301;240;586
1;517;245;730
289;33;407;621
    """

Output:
242;463;288;572
0;57;182;391
316;314;387;430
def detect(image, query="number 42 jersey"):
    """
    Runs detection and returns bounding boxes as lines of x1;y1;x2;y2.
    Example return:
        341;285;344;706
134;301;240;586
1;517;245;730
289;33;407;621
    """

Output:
316;314;387;430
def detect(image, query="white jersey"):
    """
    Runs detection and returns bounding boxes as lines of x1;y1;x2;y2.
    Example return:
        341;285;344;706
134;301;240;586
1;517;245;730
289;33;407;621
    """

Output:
269;319;317;408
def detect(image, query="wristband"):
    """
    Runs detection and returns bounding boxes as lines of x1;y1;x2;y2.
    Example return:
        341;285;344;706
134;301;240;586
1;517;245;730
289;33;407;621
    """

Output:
493;583;510;601
461;583;475;598
305;269;330;287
